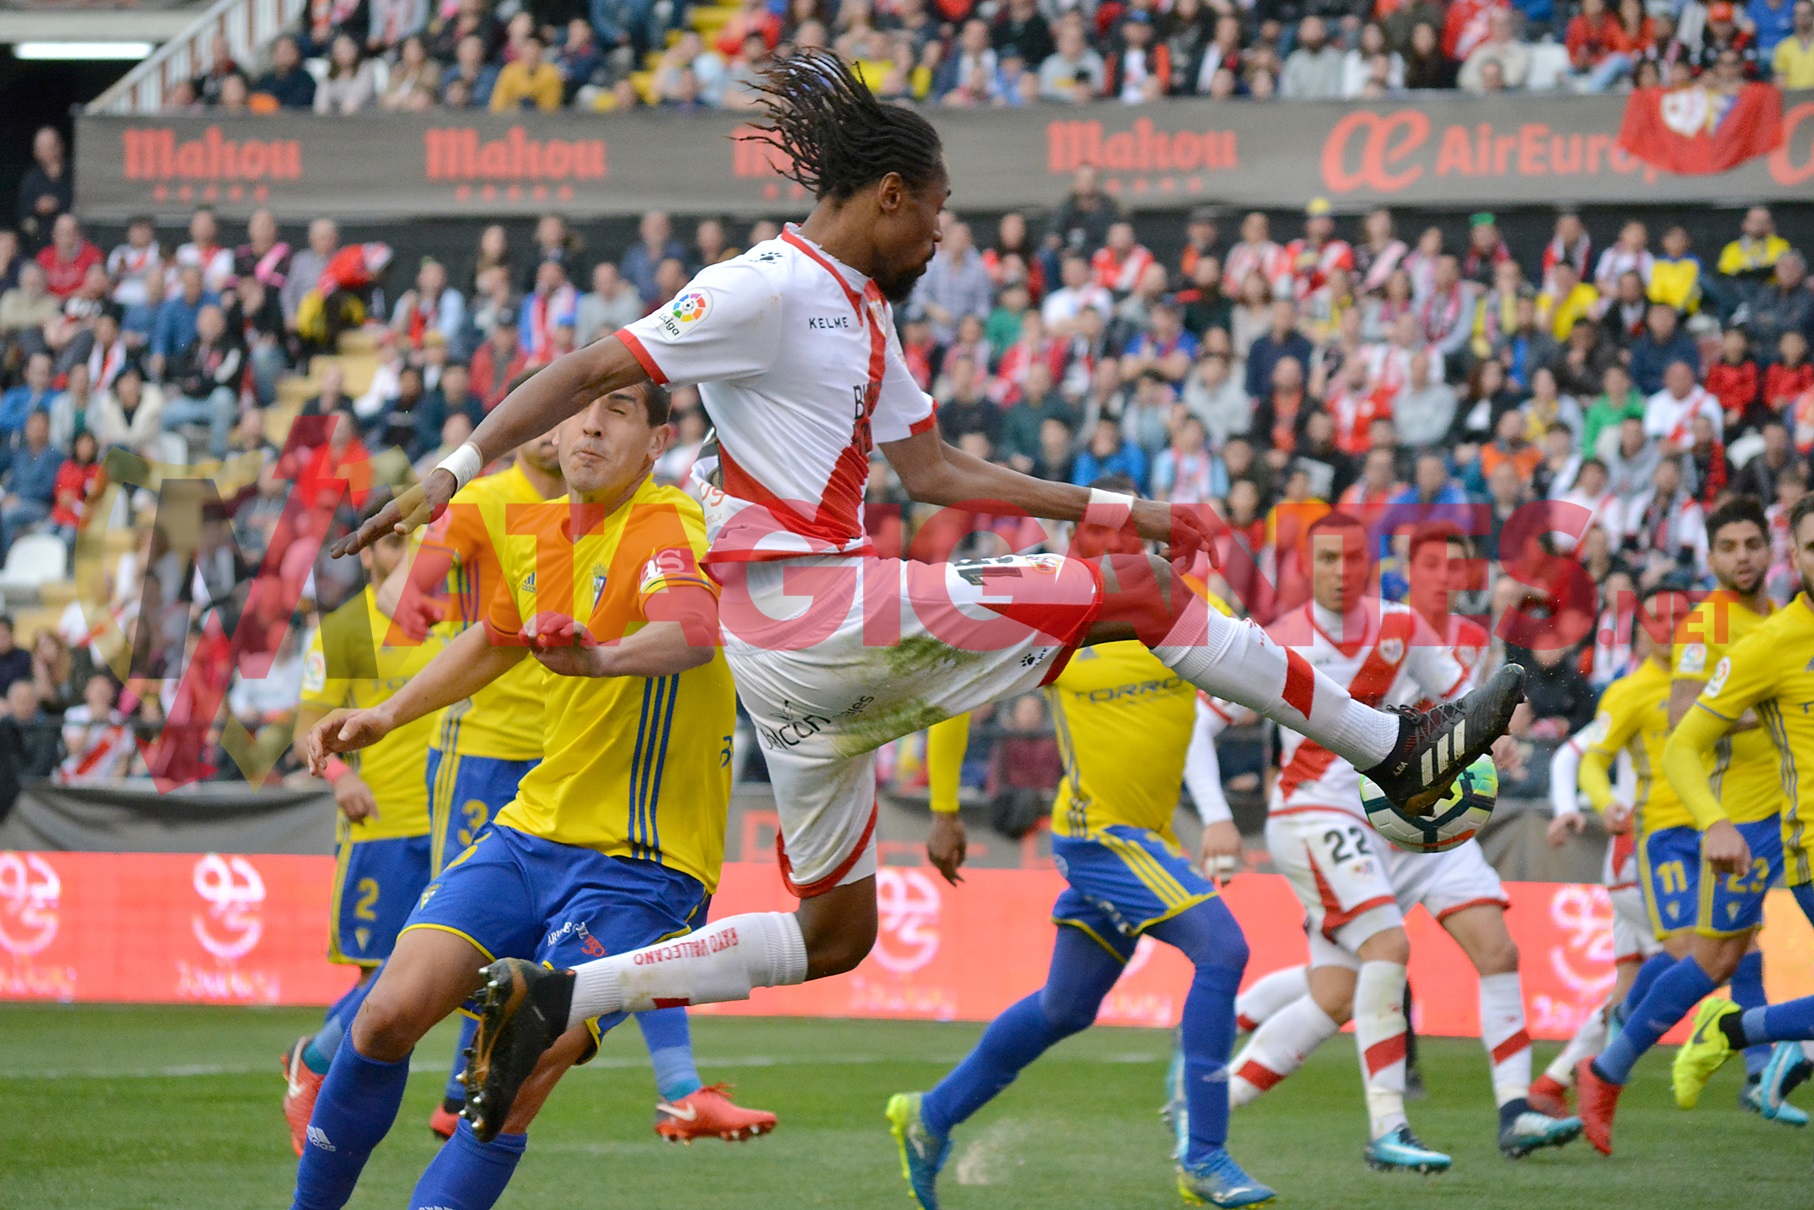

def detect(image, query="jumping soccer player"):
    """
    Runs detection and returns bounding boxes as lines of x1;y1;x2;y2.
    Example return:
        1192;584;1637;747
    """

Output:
1574;496;1784;1154
280;510;452;1156
1667;493;1814;1119
1527;595;1685;1117
1214;517;1579;1165
887;480;1271;1208
336;51;1525;1139
386;402;772;1143
290;381;751;1210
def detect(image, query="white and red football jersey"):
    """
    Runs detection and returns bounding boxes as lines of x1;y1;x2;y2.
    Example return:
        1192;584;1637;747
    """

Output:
1282;238;1355;302
1090;243;1157;296
616;227;937;563
1325;382;1393;456
1223;239;1290;299
1262;601;1471;820
1390;612;1489;711
1643;384;1722;448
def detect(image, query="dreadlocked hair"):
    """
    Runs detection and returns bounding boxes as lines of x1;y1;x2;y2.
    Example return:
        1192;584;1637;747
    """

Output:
742;48;944;202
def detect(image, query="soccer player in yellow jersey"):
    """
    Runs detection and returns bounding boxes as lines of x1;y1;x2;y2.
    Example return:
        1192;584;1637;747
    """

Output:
1529;591;1690;1116
1575;496;1783;1154
886;479;1274;1210
279;512;452;1155
384;383;770;1145
286;379;740;1210
1669;494;1814;1121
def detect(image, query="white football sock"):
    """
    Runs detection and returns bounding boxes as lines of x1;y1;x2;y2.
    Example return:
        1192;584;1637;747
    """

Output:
1154;608;1399;770
565;912;808;1030
1543;1000;1609;1088
1229;994;1339;1108
1478;971;1532;1106
1236;966;1310;1032
1354;961;1409;1139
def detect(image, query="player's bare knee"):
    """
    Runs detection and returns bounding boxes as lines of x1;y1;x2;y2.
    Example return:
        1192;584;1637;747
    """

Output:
1357;927;1410;967
349;992;425;1063
1473;937;1519;976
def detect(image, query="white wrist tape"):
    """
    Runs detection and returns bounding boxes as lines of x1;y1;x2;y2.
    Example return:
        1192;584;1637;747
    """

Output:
1082;487;1135;530
434;441;484;492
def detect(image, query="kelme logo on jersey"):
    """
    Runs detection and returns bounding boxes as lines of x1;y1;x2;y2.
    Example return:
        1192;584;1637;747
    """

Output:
657;290;711;339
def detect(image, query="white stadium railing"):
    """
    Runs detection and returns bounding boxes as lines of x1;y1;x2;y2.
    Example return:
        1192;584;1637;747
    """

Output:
86;0;306;115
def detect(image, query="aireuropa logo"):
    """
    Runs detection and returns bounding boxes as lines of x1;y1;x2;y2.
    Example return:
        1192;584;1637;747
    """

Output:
191;853;266;961
0;852;61;957
871;867;940;974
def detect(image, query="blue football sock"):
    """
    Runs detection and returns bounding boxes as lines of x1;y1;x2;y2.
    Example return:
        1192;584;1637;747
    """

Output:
637;1007;703;1102
1732;997;1814;1047
305;970;379;1075
920;925;1123;1139
1148;899;1249;1166
408;1120;527;1210
290;1038;411;1210
445;1015;479;1105
1595;955;1717;1085
1729;951;1770;1078
1613;952;1673;1027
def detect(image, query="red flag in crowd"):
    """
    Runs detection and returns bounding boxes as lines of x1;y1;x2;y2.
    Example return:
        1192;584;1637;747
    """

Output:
1617;81;1784;175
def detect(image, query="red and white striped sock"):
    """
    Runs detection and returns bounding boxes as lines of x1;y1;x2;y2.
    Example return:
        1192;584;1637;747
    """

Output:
1355;961;1409;1139
1542;998;1608;1088
1154;610;1399;770
1236;966;1310;1033
1228;995;1340;1108
1479;971;1532;1106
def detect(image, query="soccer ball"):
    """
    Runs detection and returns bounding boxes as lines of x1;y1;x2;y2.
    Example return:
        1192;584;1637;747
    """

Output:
1359;755;1497;854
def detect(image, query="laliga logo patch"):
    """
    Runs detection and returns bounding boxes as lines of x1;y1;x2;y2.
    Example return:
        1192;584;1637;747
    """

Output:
192;853;266;961
1705;657;1732;699
657;290;711;339
1678;643;1707;675
0;852;61;957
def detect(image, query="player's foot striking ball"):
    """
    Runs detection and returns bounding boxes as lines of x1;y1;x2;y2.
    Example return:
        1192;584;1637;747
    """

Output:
1360;665;1525;826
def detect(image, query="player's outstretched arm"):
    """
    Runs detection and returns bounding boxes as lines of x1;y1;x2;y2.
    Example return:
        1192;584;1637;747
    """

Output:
305;626;525;775
924;714;971;885
880;427;1215;564
330;338;649;558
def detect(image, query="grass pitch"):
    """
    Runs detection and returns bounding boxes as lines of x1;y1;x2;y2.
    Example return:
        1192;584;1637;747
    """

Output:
1;1004;1808;1208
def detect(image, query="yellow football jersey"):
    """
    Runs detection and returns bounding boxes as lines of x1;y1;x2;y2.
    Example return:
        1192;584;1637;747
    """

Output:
1673;598;1814;886
484;476;735;892
301;588;449;841
1047;587;1233;841
1581;657;1689;833
1673;591;1780;824
416;462;549;762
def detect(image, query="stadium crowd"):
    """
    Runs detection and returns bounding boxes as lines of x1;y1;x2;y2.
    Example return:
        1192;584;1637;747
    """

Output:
2;112;1814;801
153;0;1814;115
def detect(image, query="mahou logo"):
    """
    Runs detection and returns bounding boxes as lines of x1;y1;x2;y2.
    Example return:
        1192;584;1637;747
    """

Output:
0;852;60;957
191;854;265;961
871;867;941;974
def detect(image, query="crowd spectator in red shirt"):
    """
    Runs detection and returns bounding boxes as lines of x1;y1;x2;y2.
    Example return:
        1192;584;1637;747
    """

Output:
36;215;102;300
